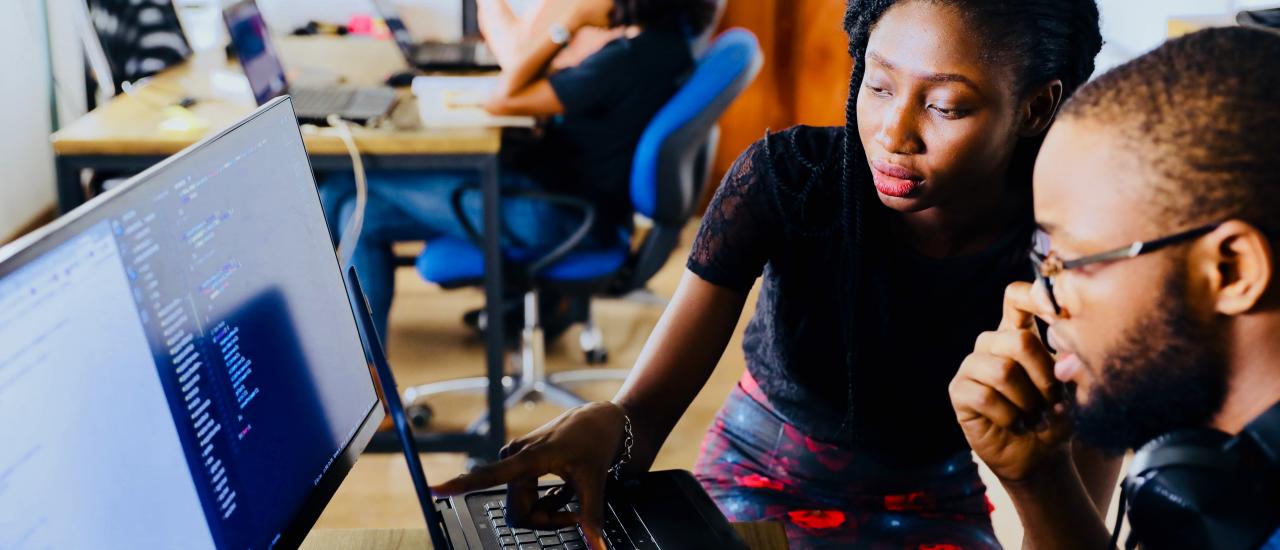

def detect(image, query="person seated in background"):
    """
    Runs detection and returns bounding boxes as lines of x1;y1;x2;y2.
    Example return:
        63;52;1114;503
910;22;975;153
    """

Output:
321;0;716;343
950;27;1280;549
477;0;629;72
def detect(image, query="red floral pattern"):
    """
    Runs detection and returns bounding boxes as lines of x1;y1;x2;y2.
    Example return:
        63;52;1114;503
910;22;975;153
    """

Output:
736;474;785;491
788;510;847;532
693;379;1002;550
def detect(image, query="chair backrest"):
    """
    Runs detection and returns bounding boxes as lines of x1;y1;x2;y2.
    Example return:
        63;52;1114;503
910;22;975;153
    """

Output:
619;28;762;292
690;0;731;57
84;0;192;94
631;28;762;224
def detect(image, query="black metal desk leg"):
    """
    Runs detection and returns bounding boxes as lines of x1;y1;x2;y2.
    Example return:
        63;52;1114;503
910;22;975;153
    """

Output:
480;154;506;462
55;156;85;214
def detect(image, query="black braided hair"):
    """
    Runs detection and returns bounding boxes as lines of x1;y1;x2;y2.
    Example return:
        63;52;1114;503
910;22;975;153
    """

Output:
831;0;1103;446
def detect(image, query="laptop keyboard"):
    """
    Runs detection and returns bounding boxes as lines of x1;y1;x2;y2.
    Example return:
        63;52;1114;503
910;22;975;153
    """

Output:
291;88;357;115
481;497;636;550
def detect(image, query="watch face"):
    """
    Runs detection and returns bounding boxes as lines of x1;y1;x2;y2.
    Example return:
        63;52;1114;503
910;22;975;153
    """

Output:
551;24;571;45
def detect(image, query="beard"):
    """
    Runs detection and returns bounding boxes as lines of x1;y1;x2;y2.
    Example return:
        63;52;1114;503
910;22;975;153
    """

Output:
1066;271;1229;455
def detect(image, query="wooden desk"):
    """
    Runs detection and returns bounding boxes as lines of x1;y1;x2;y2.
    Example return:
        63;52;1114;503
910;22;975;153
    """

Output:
50;37;501;210
299;522;791;550
47;35;512;462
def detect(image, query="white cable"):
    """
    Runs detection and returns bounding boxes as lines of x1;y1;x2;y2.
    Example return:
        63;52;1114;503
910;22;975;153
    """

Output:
326;115;368;276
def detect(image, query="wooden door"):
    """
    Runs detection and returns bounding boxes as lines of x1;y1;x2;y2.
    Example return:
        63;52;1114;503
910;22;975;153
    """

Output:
702;0;853;211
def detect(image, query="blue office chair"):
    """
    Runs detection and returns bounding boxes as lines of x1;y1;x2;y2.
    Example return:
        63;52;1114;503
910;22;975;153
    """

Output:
402;29;763;427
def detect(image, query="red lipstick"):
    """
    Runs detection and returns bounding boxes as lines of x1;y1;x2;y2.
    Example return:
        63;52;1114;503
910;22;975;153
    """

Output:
870;160;923;198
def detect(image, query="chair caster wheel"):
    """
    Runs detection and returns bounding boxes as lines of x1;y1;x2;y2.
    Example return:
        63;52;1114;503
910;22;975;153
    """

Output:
408;404;434;429
465;456;490;472
585;349;608;364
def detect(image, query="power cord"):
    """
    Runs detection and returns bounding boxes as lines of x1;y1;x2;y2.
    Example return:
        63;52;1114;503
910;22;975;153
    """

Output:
324;115;369;275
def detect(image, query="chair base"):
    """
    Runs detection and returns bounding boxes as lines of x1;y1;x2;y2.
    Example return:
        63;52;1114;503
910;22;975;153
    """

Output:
403;370;632;435
402;290;628;435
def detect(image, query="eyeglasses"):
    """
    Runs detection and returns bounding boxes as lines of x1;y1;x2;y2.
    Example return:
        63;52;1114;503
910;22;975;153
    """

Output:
1029;223;1224;314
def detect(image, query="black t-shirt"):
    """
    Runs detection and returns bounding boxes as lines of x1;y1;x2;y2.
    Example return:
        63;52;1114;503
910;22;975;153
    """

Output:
512;27;694;234
688;125;1035;466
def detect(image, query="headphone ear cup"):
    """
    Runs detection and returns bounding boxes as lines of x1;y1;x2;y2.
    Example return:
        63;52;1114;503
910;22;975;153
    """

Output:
1125;429;1280;550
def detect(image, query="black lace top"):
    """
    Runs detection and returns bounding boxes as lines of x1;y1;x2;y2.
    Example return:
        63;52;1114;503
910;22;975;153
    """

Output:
689;125;1035;465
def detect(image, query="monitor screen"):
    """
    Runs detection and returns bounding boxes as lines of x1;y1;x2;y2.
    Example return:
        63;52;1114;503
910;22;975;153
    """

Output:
0;99;379;549
224;0;288;106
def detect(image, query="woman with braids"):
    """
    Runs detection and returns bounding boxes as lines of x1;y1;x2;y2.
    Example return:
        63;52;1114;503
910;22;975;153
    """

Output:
434;1;1116;548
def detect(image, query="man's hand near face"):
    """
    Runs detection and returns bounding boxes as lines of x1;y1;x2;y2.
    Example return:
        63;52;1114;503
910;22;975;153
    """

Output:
950;282;1117;550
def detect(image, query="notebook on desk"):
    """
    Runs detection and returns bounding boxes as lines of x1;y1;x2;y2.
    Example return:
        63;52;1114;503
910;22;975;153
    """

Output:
411;76;537;128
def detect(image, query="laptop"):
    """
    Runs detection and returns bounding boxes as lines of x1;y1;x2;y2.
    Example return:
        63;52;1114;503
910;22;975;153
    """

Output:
0;98;384;549
372;0;501;71
224;0;399;125
346;269;753;550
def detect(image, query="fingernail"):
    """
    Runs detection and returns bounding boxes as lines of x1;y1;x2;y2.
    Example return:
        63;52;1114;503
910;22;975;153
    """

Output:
1053;402;1067;414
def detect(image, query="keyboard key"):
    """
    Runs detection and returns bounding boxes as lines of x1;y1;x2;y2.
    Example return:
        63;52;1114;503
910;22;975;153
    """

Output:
560;531;581;542
486;501;503;510
492;518;507;528
515;533;538;544
536;531;558;537
498;536;517;546
542;545;562;550
539;537;561;546
518;545;541;550
557;527;577;533
513;528;534;535
496;527;513;536
489;509;505;519
563;542;586;550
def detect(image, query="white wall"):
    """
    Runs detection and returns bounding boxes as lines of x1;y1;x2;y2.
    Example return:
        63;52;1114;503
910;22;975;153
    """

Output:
1093;0;1280;76
0;0;63;240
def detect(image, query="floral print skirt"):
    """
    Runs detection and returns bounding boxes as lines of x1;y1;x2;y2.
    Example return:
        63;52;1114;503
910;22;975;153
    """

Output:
693;373;1002;550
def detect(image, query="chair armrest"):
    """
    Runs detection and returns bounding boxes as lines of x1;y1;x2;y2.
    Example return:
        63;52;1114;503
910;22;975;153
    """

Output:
447;183;597;277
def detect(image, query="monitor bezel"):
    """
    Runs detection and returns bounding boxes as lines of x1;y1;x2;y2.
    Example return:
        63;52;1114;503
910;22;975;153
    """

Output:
1;96;386;549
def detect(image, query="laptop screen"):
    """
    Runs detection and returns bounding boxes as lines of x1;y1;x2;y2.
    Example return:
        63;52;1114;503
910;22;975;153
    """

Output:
370;0;423;61
0;99;379;549
224;0;288;106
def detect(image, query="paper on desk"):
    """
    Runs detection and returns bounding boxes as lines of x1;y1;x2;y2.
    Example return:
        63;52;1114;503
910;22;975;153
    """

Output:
411;76;537;129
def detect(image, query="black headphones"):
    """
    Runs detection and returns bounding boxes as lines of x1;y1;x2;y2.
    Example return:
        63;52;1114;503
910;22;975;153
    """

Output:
1115;400;1280;549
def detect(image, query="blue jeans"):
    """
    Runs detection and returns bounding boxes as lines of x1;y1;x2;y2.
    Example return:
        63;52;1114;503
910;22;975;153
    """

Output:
319;169;587;342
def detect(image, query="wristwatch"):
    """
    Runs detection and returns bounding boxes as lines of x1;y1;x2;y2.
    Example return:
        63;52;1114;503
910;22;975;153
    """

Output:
550;23;572;46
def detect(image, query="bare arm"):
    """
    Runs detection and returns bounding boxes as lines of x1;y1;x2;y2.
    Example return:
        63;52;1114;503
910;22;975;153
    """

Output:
476;0;521;67
1008;446;1117;550
613;271;749;469
481;0;613;116
1073;440;1124;517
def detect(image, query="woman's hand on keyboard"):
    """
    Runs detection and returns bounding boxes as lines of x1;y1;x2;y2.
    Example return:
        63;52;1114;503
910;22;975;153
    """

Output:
430;401;629;550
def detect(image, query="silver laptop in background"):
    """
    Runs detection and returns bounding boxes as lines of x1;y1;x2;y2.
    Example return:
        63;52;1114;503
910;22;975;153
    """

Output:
224;0;399;125
373;0;501;72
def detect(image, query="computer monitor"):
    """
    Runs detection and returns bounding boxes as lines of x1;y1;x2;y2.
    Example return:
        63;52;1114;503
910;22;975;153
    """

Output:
0;98;383;550
223;0;288;105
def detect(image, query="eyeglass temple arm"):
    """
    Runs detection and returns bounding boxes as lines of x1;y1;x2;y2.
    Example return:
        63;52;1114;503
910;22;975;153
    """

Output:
1059;224;1223;271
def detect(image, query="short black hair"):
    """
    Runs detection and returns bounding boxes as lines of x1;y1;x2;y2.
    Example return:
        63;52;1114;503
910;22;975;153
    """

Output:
1061;27;1280;228
612;0;716;35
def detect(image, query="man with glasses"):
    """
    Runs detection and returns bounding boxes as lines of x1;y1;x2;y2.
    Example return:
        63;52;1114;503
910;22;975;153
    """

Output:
949;27;1280;549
